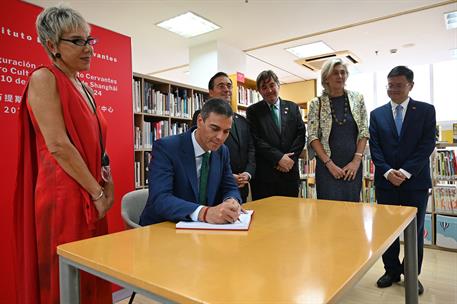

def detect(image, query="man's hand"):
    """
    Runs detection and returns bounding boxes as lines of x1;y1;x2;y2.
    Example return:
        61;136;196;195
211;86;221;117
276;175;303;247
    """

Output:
203;198;241;224
276;152;295;172
387;170;406;186
233;172;250;188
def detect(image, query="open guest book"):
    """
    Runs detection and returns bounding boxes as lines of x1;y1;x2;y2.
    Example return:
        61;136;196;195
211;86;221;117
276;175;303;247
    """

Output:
176;210;254;231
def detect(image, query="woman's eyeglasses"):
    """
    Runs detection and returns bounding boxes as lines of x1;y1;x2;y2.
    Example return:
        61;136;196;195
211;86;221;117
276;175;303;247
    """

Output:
60;37;97;47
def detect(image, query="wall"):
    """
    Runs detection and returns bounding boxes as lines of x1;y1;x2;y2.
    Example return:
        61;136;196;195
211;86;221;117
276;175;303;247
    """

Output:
280;80;316;107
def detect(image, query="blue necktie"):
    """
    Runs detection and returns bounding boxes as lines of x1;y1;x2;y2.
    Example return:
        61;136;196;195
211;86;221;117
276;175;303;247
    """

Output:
395;105;403;136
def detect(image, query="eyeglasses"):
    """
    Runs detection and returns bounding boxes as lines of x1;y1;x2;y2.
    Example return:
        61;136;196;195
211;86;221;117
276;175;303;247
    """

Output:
386;83;410;90
60;37;97;47
215;83;233;90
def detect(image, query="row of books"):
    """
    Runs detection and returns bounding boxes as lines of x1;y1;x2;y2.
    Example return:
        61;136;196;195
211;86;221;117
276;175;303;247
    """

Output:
139;82;205;118
133;79;142;113
134;152;153;188
298;158;316;178
362;154;374;179
433;185;457;214
299;181;316;199
433;149;457;180
361;178;375;203
134;121;190;149
237;86;261;106
134;161;141;188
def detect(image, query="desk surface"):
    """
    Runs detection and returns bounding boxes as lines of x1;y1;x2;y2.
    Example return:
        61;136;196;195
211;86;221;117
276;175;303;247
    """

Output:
58;197;416;304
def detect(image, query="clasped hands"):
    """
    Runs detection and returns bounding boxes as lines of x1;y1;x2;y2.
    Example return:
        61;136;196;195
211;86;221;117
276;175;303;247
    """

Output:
327;159;361;181
200;198;245;224
387;170;407;186
233;172;250;188
275;152;295;173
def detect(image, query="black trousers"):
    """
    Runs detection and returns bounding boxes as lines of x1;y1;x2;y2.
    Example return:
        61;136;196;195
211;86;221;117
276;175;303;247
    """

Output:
375;187;428;275
251;178;299;200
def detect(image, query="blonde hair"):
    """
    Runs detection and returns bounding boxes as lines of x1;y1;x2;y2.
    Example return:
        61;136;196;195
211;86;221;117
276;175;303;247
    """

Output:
320;58;349;93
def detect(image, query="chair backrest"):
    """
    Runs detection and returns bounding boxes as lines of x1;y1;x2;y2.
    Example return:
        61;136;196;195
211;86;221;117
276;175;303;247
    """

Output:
121;189;149;228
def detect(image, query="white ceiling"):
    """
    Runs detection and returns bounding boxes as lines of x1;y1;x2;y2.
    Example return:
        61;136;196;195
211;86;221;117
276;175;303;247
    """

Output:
26;0;457;87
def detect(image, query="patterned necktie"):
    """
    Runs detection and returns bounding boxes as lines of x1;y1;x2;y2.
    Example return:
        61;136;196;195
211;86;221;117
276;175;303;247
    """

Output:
199;152;210;205
270;104;279;128
394;105;403;136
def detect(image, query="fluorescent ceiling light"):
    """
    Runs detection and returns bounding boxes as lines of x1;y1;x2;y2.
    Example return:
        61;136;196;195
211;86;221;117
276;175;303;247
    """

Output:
286;41;334;58
444;11;457;30
156;12;220;38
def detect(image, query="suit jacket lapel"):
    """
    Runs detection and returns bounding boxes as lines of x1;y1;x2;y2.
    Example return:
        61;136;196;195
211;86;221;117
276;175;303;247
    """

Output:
182;131;199;200
400;99;417;138
383;103;398;139
279;98;290;135
229;115;240;145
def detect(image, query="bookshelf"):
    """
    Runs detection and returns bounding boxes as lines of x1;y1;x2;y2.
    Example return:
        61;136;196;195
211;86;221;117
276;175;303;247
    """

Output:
132;72;208;189
298;152;316;199
228;73;261;116
361;145;375;203
431;143;457;250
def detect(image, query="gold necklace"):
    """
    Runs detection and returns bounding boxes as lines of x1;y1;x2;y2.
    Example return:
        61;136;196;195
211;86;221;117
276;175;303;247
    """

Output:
329;94;349;126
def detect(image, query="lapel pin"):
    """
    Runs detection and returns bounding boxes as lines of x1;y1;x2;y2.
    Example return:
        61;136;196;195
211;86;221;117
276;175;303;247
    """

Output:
412;106;416;110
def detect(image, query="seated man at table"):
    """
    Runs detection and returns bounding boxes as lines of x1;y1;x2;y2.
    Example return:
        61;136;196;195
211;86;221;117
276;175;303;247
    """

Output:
140;98;242;225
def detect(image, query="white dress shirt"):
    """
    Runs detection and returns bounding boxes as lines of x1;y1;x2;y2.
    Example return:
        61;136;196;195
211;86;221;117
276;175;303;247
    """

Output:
190;130;210;221
384;97;412;180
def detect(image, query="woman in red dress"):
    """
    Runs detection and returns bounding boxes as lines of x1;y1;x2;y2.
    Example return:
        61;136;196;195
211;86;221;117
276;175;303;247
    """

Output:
14;5;114;303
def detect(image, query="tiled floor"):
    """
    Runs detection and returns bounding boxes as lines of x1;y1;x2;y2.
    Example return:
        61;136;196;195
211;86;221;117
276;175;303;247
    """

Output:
116;247;457;304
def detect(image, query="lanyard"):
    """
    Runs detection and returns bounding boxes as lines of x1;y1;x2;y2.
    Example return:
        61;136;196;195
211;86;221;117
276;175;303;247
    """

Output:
78;78;109;166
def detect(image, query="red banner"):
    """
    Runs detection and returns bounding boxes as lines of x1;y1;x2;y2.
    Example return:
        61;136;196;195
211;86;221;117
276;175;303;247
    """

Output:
0;1;133;301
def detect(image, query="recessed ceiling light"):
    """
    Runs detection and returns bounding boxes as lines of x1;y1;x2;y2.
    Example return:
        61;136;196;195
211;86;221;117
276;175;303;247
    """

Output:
444;11;457;30
156;12;220;38
285;41;334;58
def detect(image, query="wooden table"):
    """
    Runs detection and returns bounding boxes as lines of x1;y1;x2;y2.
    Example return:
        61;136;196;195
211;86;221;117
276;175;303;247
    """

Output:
58;197;419;303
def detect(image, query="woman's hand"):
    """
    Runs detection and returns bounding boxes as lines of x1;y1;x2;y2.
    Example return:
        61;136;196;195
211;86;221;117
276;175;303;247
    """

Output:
93;180;115;219
326;161;346;180
342;159;361;181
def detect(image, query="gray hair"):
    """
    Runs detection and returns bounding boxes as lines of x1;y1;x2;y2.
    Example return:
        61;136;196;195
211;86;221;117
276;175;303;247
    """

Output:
36;5;90;58
320;58;349;92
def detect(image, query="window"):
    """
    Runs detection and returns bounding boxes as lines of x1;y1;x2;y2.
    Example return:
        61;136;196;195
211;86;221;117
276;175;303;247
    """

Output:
346;72;376;114
433;60;457;122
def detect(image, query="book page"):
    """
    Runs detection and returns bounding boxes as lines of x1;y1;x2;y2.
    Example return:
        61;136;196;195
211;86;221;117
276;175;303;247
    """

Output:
176;210;254;230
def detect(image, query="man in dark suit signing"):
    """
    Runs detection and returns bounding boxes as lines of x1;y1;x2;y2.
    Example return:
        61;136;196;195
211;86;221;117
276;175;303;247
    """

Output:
369;66;436;295
246;70;306;199
192;72;256;203
140;98;242;225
